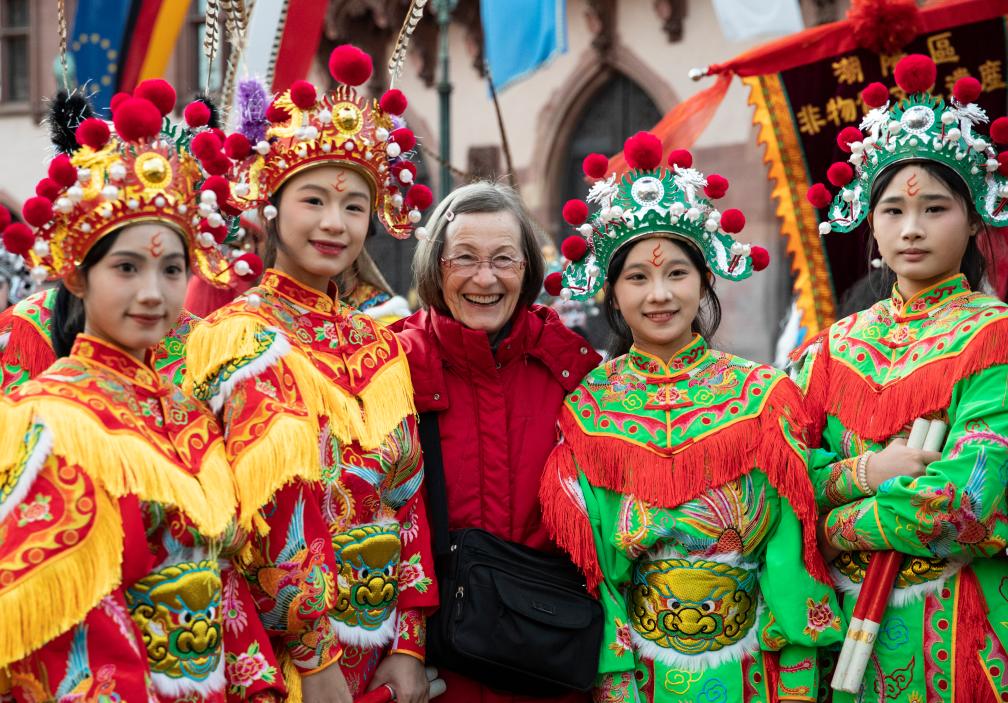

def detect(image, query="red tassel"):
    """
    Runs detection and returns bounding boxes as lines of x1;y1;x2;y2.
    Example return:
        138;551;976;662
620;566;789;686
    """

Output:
790;329;832;445
954;567;995;703
3;315;55;378
823;319;1008;442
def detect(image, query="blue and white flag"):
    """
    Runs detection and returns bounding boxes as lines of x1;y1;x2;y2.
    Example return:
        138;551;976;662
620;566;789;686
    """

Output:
69;0;136;112
481;0;566;91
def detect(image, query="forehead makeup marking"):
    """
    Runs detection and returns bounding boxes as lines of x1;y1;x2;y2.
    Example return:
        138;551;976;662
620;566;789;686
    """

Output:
331;172;348;192
905;173;920;197
649;242;665;268
148;232;164;258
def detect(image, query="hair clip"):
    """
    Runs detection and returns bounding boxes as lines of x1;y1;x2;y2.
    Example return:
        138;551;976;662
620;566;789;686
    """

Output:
444;209;455;222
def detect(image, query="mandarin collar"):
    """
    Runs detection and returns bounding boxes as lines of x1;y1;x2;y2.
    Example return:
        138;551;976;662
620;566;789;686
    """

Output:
71;333;165;394
628;334;709;379
430;306;531;373
890;273;970;321
262;268;340;314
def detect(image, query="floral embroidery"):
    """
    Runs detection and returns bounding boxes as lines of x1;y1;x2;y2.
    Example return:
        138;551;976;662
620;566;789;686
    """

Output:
16;493;52;527
608;618;633;657
222;570;248;635
803;595;841;640
399;507;420;545
226;642;277;695
398;553;432;593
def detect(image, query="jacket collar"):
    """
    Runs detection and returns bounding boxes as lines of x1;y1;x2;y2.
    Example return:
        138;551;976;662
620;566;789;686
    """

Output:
71;333;165;395
262;268;340;314
628;334;709;380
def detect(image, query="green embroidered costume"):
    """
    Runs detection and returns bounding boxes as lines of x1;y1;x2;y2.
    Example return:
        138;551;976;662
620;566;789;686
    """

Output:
542;335;842;703
792;274;1008;701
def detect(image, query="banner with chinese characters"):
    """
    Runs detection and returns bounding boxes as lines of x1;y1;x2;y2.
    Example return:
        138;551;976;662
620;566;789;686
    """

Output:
746;19;1007;333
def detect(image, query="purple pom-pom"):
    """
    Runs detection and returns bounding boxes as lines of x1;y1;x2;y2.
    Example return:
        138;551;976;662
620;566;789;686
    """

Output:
236;78;270;145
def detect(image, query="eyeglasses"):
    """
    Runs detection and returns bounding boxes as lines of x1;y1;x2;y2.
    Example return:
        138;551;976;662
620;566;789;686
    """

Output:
439;254;527;277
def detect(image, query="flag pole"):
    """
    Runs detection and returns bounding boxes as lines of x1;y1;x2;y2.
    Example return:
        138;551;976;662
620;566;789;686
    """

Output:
433;0;459;199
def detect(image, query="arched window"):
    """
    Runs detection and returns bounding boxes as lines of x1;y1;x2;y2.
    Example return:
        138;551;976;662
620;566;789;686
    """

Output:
555;73;662;237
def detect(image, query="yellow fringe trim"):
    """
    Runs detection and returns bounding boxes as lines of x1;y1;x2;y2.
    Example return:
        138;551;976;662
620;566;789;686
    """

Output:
0;401;34;472
21;397;235;539
0;485;123;667
280;652;303;703
182;312;268;396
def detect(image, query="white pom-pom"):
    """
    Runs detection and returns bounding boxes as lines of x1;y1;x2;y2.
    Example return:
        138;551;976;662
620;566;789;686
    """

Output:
178;204;188;214
198;202;213;217
730;242;747;256
986;158;999;173
973;138;988;151
818;222;832;235
79;222;92;233
587;264;600;277
578;223;593;237
375;127;390;141
321;142;332;153
670;202;686;217
236;227;246;240
609;205;624;219
317;109;332;124
842;189;855;202
255;140;271;155
33;238;49;256
67;185;84;202
30;266;48;283
392;193;404;208
408;208;422;223
399;169;414;184
77;167;91;183
154;196;166;207
599;207;612;222
200;190;217;204
863;136;877;148
998;184;1008;198
109;163;127;181
560;288;572;301
686;207;700;222
850;153;864;167
234;259;252;276
414;226;429;240
704;218;718;232
207;212;223;228
263;204;278;220
127;198;140;210
304;126;319;140
888;120;902;135
386;142;402;158
234;182;250;197
246;293;262;309
55;197;73;213
941;111;957;125
870;257;883;269
947;128;962;141
198;232;214;247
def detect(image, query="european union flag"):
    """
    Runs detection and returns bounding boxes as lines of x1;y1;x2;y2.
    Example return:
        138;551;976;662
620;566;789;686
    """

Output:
69;1;136;112
481;0;566;91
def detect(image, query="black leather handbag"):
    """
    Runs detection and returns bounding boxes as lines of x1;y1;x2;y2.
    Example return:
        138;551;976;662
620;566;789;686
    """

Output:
418;412;603;695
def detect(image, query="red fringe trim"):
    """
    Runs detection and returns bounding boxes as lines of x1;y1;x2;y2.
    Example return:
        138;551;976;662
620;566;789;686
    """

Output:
790;330;831;444
821;320;1008;442
954;566;994;703
540;442;604;595
559;379;832;585
3;315;55;378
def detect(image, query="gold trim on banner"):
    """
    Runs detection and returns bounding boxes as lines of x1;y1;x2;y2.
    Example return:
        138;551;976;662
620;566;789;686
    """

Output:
745;74;836;335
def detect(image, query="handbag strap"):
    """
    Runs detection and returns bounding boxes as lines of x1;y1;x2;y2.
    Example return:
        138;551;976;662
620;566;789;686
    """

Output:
418;411;451;558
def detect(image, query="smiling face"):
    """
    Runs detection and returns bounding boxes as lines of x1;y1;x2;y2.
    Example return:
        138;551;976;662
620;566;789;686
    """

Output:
274;164;372;293
611;237;703;360
439;210;525;335
66;222;189;361
871;164;974;298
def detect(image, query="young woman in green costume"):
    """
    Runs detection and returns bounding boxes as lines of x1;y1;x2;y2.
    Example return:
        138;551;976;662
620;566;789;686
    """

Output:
540;132;843;703
795;54;1008;701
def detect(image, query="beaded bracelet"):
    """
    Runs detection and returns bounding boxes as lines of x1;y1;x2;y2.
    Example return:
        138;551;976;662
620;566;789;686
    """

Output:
855;451;875;494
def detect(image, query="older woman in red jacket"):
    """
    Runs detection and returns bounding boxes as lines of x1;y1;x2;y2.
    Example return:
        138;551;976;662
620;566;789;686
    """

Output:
392;182;600;703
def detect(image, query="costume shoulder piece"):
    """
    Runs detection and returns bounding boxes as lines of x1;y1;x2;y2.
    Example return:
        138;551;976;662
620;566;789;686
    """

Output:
1;288;58;392
798;275;1008;441
12;338;234;539
560;336;810;509
0;408;128;667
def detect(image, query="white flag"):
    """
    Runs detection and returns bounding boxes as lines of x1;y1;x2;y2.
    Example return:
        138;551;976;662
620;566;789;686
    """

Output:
711;0;804;43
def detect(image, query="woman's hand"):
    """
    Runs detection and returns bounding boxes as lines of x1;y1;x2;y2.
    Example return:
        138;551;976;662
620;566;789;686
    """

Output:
367;653;429;703
864;439;941;492
301;662;353;703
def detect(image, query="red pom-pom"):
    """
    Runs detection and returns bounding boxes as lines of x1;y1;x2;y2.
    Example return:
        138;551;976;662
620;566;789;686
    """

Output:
894;54;936;94
328;44;373;86
667;149;693;169
75;117;111;149
582;153;609;179
35;178;61;201
3;223;34;257
183;100;212;127
953;76;982;105
234;252;264;280
134;78;176;116
22;197;53;227
198;218;229;244
113;97;163;142
48;154;77;187
393;161;417;184
848;0;921;54
836;126;863;153
201;175;229;204
806;183;832;209
997;152;1008;177
750;245;770;271
704;174;729;199
0;207;10;231
561;235;588;262
405;184;433;211
289;80;317;109
380;89;408;115
720;208;745;234
266;101;290;124
562;199;589;226
544;271;563;297
623;131;662;171
202;153;231;176
389;128;416;152
109;92;130;112
991;117;1008;145
861;82;890;109
209;127;226;143
223;133;251;159
190;131;222;159
827;161;855;187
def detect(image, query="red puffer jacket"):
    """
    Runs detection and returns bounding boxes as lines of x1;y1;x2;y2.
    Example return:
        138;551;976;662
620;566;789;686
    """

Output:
392;304;600;703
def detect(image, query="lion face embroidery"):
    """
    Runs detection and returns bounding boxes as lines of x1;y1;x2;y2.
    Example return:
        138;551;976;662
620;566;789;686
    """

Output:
331;523;401;634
